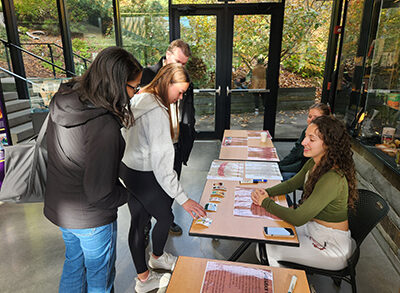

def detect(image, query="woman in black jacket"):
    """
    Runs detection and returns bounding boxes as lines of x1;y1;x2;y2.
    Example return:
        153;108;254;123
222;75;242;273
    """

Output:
44;47;142;293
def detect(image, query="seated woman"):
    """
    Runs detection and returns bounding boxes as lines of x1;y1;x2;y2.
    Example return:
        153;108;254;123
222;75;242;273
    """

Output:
251;116;357;270
120;63;206;293
279;103;330;181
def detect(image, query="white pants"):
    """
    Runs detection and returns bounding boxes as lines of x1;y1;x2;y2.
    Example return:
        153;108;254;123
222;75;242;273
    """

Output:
264;221;355;271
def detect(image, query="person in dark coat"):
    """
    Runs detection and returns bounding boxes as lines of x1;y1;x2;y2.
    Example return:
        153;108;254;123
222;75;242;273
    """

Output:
140;39;195;236
279;103;331;181
44;47;142;293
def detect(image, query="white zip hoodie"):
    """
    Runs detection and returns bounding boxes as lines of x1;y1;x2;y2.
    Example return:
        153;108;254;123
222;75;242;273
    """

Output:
121;92;188;205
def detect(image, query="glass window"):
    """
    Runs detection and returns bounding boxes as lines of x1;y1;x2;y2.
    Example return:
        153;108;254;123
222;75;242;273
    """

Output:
334;0;366;121
66;0;116;75
230;14;270;131
120;0;169;66
275;0;332;139
181;15;217;132
11;0;65;78
172;0;282;4
359;0;400;169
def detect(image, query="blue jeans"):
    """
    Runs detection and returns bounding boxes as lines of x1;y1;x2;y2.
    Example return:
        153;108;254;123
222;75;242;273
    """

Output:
59;221;117;293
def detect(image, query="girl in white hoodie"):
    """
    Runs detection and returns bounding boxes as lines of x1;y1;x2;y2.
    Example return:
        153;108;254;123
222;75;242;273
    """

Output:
120;63;206;293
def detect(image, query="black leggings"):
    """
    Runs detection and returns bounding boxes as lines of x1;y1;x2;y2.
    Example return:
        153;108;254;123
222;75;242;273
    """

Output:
120;163;174;274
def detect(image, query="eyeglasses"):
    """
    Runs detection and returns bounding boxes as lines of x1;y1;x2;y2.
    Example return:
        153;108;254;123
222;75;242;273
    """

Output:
126;84;141;94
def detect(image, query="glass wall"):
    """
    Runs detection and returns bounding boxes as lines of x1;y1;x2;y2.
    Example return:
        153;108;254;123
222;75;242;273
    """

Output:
275;0;332;139
230;14;270;131
120;0;169;67
334;0;366;121
181;15;217;132
358;0;400;169
66;0;116;75
11;0;65;78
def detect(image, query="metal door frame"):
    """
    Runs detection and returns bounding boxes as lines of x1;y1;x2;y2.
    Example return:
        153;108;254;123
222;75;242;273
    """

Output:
170;1;285;139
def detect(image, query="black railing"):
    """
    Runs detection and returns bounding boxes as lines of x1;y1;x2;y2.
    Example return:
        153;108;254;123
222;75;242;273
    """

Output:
0;39;78;78
0;66;37;85
20;42;91;74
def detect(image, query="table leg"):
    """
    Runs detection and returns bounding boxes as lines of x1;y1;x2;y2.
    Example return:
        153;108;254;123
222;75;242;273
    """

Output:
258;243;269;265
227;241;252;261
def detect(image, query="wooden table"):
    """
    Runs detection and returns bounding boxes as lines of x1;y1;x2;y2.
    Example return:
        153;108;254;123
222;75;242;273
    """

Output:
219;129;279;161
189;178;299;264
166;256;310;293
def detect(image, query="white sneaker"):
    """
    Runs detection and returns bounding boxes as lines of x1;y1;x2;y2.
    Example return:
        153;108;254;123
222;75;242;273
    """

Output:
148;252;177;271
135;270;171;293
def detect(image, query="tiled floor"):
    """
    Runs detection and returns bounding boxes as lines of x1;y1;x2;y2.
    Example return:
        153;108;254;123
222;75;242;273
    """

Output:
0;140;399;292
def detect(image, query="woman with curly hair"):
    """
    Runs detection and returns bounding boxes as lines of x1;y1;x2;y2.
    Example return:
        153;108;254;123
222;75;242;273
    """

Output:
251;115;357;270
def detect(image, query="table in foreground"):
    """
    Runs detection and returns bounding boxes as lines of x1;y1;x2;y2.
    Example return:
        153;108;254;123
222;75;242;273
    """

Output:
166;256;310;293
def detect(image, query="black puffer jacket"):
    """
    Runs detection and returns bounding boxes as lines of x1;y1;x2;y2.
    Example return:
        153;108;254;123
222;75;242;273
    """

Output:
44;83;129;229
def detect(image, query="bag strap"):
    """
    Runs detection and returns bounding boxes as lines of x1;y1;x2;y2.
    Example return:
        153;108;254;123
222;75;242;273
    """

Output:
36;114;49;146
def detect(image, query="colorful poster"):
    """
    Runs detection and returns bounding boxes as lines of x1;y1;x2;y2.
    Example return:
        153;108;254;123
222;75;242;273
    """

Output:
207;160;245;181
247;147;280;162
233;187;281;220
201;261;274;293
0;91;11;190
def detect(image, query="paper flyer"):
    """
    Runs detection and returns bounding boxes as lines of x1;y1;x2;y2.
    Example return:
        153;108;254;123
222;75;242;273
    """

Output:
200;261;273;293
247;147;280;162
245;161;283;181
247;130;272;139
233;187;281;220
207;160;245;181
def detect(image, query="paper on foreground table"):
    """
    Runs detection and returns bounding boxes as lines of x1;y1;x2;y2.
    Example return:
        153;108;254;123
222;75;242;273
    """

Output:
200;261;274;293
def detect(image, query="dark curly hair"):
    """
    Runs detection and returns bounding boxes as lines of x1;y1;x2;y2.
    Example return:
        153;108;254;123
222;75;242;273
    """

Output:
303;116;358;209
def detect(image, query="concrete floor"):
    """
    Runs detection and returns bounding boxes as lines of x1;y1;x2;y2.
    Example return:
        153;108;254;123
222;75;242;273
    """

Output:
1;140;399;292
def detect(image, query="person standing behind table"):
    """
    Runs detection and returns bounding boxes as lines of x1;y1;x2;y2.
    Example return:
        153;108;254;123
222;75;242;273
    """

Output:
279;103;331;182
252;116;357;270
120;63;206;293
44;47;143;293
140;39;195;236
251;57;266;116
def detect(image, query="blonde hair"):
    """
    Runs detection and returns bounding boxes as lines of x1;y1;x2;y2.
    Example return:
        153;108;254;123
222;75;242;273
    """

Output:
141;63;190;139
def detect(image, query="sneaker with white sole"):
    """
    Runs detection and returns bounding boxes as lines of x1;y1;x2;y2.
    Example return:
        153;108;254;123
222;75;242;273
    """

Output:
148;252;177;271
135;270;171;293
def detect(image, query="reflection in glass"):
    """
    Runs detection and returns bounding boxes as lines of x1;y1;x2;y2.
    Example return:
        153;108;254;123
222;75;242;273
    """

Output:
120;1;169;67
335;0;365;119
66;0;116;75
180;15;217;132
361;2;400;141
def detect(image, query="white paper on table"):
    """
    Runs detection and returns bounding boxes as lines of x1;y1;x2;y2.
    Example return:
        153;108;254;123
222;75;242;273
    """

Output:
245;161;283;181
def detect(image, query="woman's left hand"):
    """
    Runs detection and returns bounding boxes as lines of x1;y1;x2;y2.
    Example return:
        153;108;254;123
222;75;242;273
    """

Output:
251;189;269;206
182;199;207;219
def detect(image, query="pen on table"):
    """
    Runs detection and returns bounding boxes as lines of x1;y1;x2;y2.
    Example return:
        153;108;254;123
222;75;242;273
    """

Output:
287;275;297;293
253;179;268;183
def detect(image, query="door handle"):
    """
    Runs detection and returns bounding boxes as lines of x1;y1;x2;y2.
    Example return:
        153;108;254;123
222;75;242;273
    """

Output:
216;85;221;95
193;86;221;95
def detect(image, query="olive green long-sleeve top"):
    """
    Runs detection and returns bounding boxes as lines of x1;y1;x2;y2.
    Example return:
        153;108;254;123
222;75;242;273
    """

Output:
262;159;349;226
